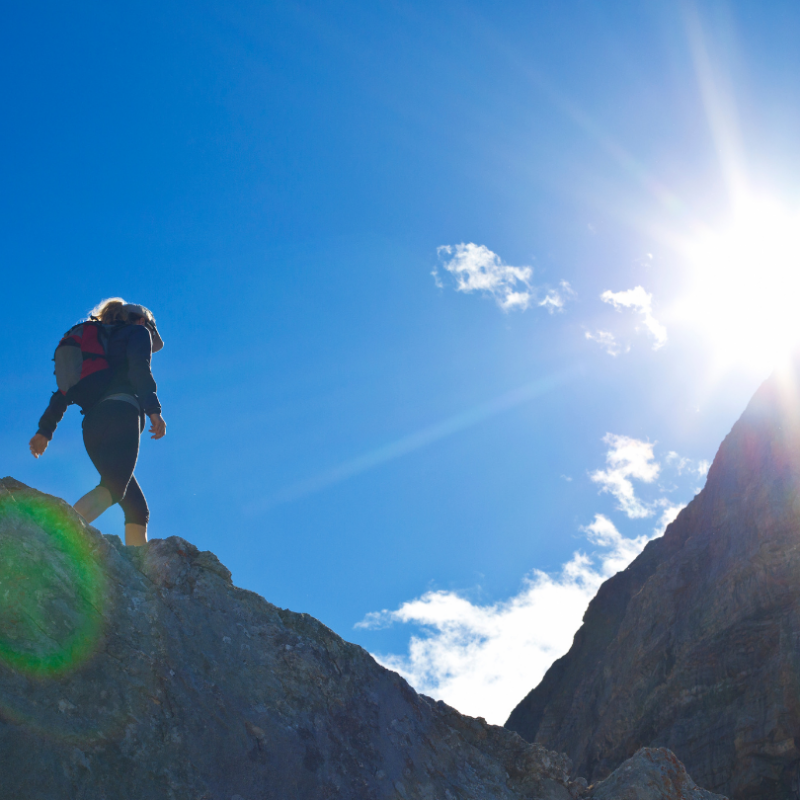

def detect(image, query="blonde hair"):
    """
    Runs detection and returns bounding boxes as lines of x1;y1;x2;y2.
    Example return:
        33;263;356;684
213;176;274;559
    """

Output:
90;297;128;324
89;298;156;327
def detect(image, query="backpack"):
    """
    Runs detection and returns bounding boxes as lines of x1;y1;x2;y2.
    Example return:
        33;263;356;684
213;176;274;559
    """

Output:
53;319;114;398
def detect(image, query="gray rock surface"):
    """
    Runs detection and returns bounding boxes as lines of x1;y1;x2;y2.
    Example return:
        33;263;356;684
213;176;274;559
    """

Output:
589;748;727;800
0;477;587;800
505;362;800;799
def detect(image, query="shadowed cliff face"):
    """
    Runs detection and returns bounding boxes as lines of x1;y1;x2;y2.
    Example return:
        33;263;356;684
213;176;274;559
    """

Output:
0;477;732;800
0;477;593;800
505;362;800;800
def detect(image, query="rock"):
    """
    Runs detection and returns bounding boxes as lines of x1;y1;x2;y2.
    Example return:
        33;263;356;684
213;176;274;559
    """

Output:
589;748;727;799
505;360;800;799
0;477;582;800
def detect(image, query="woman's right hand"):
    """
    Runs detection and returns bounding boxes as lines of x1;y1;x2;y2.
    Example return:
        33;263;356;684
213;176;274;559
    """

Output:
29;433;49;458
149;414;167;440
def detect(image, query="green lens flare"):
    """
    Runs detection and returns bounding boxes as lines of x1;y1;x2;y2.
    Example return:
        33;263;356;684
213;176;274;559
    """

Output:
0;495;108;676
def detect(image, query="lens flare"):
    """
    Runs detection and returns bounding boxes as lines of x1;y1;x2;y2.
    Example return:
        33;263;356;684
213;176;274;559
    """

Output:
678;196;800;372
0;494;108;676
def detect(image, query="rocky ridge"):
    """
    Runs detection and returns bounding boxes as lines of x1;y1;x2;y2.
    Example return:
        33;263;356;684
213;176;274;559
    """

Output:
0;477;723;799
505;363;800;800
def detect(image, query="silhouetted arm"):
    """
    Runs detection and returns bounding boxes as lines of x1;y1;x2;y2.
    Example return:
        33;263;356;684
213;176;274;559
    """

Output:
37;391;69;440
126;325;162;416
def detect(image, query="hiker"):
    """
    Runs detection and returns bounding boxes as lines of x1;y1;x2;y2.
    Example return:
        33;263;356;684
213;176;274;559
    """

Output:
29;298;167;546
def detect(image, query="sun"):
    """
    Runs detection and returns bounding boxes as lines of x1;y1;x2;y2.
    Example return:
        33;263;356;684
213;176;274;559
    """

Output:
677;195;800;373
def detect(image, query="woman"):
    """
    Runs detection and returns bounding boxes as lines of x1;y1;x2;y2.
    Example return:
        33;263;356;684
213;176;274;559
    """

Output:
29;298;167;546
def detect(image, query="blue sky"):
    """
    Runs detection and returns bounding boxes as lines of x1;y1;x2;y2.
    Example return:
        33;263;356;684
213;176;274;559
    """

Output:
4;0;800;723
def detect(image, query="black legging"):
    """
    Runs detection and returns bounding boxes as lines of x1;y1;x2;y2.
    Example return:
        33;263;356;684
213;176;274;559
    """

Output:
82;400;149;525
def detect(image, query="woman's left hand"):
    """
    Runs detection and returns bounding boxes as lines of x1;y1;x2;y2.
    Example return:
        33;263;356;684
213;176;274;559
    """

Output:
149;414;167;440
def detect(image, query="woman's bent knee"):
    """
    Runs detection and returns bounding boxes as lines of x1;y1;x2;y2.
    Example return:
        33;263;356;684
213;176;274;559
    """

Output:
99;478;127;506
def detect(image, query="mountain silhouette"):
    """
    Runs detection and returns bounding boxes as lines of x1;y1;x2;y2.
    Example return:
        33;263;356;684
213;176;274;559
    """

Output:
506;360;800;800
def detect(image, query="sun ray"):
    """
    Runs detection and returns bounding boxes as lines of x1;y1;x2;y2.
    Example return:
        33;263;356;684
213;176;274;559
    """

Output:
675;195;800;373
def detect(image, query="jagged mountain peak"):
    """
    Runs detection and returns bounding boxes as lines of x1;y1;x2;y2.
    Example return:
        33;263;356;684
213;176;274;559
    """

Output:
506;363;800;800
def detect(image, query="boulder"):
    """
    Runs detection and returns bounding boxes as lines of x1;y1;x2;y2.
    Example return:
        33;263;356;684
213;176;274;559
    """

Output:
590;748;727;800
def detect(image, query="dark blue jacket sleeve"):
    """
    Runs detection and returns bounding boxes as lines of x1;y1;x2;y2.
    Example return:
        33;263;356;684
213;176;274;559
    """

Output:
37;391;69;439
127;326;162;415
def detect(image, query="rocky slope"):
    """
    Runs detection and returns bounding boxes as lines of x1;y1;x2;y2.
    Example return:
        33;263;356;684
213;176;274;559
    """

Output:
589;748;723;800
506;362;800;800
0;477;723;800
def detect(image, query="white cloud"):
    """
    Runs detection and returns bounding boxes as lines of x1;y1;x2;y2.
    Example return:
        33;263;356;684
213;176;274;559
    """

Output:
653;502;685;536
358;514;651;725
590;433;660;518
582;513;652;576
600;286;667;349
664;450;691;474
435;243;532;311
585;329;626;356
538;280;576;314
665;451;711;479
434;244;573;314
358;438;708;726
